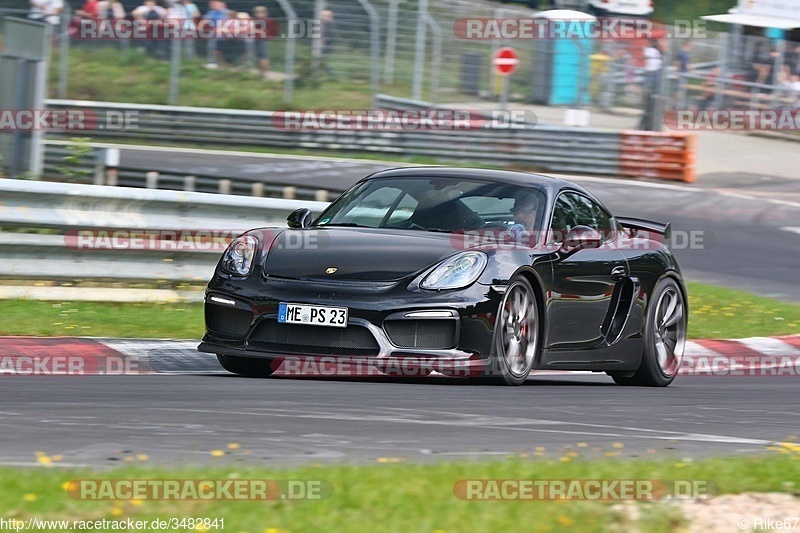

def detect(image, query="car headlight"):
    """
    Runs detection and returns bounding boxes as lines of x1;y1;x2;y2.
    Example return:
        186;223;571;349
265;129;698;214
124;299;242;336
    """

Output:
421;251;488;290
221;236;258;276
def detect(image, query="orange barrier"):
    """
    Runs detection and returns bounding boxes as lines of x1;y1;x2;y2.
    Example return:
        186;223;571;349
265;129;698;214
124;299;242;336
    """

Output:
619;131;696;183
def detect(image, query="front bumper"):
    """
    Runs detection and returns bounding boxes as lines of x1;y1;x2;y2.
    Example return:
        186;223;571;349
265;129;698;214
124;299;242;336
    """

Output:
198;274;502;363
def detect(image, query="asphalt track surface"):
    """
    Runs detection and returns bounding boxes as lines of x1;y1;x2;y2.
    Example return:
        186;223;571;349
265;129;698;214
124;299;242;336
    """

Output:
2;148;798;468
1;372;797;468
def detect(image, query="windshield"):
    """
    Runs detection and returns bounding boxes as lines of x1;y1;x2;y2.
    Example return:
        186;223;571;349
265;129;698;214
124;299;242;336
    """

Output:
313;177;545;234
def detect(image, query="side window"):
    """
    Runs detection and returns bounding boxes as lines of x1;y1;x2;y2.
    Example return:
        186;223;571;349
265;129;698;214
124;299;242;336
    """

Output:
550;192;612;243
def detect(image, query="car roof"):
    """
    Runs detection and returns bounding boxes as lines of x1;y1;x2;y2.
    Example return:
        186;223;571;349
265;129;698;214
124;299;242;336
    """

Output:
363;166;594;198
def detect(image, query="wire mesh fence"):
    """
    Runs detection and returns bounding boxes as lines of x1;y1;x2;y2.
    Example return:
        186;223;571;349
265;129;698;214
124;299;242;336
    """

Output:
3;1;799;127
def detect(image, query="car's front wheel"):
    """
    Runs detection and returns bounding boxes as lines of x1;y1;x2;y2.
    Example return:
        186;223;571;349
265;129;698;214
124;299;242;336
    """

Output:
217;354;277;378
610;277;686;387
485;276;540;385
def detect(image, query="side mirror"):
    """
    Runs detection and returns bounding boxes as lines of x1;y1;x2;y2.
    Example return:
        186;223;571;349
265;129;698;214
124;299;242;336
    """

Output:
287;208;311;229
561;225;603;253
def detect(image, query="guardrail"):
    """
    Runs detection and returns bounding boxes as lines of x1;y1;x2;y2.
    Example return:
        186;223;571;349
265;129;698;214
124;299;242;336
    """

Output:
42;141;344;201
43;98;623;176
0;179;327;284
43;98;696;182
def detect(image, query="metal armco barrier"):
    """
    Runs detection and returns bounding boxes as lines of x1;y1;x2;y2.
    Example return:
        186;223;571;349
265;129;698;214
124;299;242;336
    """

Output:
619;131;696;183
0;179;327;283
43;99;696;182
43;99;618;176
42;142;344;201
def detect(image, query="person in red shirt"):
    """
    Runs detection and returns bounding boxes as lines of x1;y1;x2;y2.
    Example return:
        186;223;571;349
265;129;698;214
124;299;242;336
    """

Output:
76;0;100;19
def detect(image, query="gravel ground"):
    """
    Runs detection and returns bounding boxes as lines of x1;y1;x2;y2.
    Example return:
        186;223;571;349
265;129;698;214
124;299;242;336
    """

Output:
613;492;800;532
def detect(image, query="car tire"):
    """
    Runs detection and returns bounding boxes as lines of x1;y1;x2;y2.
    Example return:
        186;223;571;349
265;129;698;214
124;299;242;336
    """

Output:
484;276;541;386
217;354;277;378
609;277;686;387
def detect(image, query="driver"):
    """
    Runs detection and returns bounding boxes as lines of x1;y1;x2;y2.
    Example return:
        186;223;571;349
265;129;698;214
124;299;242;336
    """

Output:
507;194;538;234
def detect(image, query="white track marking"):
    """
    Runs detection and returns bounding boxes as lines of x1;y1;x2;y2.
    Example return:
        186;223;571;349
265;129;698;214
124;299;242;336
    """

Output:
684;340;724;358
739;337;800;357
782;227;800;235
145;407;779;447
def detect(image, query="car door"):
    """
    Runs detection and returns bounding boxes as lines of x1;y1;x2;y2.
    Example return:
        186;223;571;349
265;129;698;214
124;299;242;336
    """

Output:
545;191;628;350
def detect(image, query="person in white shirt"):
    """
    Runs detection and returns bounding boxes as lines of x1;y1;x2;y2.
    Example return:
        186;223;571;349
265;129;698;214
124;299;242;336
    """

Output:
132;0;166;21
96;0;125;20
29;0;64;26
643;39;663;89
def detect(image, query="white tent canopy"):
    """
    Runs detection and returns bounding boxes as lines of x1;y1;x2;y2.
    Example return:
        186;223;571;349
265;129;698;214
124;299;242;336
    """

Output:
701;12;800;30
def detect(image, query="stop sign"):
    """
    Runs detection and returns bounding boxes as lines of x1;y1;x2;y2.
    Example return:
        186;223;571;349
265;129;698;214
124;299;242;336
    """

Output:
493;47;519;76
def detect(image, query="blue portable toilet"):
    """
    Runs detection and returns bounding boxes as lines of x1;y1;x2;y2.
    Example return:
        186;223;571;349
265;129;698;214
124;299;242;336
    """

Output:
529;10;596;106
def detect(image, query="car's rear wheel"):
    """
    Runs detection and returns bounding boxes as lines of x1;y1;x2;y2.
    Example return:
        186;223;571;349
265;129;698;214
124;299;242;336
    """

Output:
485;276;540;385
610;277;686;387
217;354;277;378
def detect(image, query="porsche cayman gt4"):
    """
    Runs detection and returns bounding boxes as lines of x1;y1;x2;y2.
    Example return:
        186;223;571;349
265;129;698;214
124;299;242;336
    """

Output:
199;167;687;386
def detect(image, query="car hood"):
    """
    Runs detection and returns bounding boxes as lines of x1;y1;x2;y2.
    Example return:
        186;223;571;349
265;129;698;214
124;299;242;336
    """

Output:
265;227;457;281
264;227;458;282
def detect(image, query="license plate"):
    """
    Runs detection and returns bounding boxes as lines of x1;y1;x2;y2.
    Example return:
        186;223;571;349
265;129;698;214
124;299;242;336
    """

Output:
278;302;348;328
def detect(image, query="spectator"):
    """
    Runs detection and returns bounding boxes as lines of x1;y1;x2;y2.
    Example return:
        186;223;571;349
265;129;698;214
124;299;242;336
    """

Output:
321;9;335;54
643;39;662;90
752;42;777;85
132;0;165;20
320;9;335;76
788;44;800;77
97;0;125;21
699;67;719;111
674;41;692;74
789;74;800;108
203;0;227;68
216;10;246;68
638;40;662;130
76;0;100;19
253;6;270;79
133;0;166;57
29;0;63;27
178;0;200;58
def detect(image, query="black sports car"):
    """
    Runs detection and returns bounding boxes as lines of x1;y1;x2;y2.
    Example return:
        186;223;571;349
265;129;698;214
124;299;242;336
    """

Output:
199;167;687;386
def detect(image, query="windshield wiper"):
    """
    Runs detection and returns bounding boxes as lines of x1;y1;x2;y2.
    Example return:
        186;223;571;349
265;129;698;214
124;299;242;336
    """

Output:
319;222;370;228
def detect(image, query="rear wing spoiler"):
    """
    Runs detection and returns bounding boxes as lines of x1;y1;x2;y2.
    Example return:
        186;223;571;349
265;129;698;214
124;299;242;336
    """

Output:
616;216;672;240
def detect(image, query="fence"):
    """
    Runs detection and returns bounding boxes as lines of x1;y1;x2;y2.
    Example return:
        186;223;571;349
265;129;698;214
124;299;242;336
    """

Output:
6;1;799;116
0;178;327;283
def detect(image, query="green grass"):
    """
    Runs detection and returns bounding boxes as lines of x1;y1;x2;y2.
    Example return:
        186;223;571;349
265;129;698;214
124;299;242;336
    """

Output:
0;300;203;339
686;282;800;339
1;453;799;533
0;282;798;340
52;46;379;111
